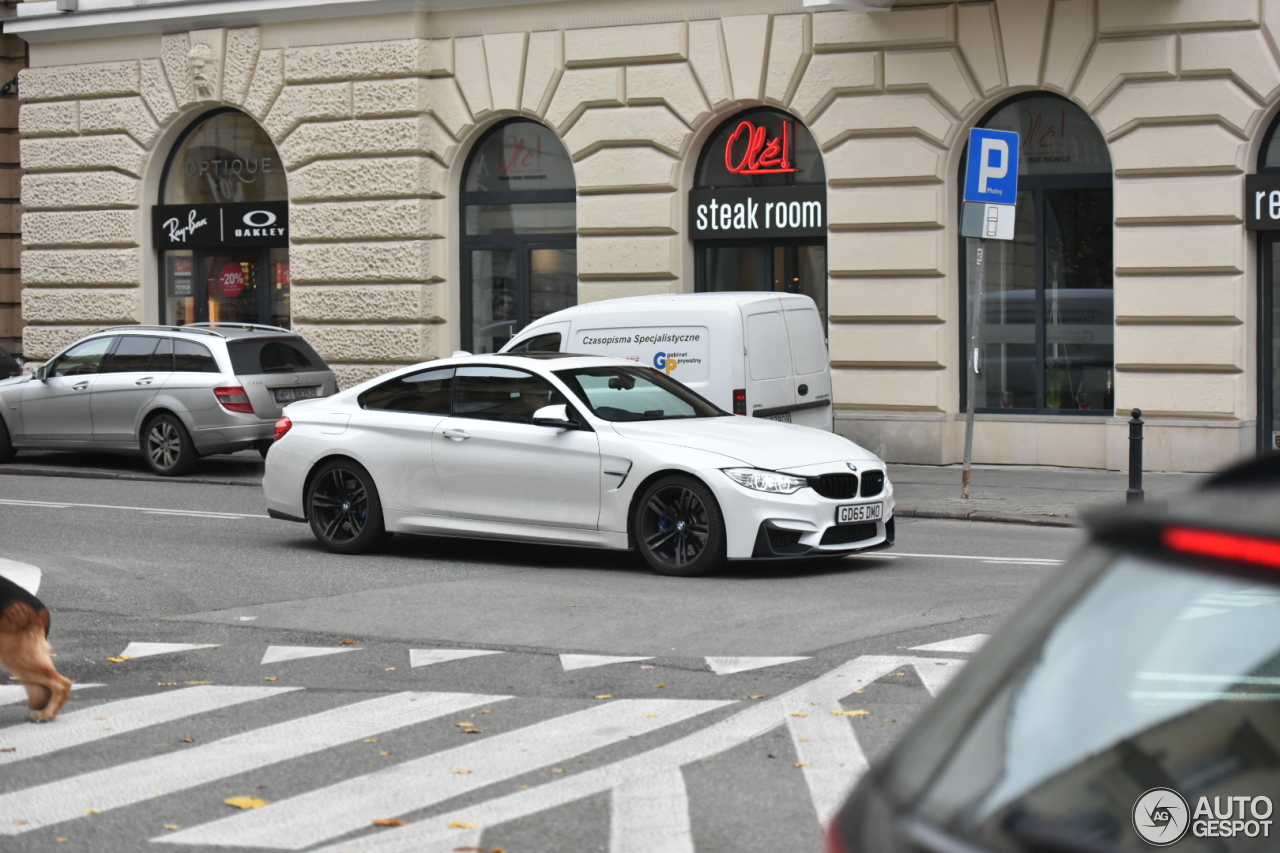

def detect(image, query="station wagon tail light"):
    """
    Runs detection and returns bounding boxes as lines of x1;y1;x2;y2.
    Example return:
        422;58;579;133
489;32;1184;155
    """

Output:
733;388;747;415
214;386;254;414
1163;526;1280;570
274;417;292;441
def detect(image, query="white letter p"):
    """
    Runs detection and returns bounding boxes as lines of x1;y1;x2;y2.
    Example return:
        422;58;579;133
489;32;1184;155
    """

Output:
978;138;1009;194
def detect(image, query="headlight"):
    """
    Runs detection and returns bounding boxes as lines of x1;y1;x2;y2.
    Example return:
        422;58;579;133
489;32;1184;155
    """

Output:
723;468;808;494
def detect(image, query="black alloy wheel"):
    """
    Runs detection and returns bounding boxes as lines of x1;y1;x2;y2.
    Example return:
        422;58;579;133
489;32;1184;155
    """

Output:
142;413;198;476
635;474;726;576
306;460;388;554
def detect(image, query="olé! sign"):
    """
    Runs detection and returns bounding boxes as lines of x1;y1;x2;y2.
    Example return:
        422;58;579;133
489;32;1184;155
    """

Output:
152;201;289;249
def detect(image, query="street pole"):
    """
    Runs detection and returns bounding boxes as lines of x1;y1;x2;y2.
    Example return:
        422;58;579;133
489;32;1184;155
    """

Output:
962;239;985;499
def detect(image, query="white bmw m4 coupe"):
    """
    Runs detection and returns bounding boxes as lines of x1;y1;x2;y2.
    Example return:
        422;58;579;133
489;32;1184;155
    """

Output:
263;353;894;576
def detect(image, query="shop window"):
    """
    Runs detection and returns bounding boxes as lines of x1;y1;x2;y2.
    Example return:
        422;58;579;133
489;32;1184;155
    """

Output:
692;108;828;324
961;94;1114;414
461;120;577;353
156;109;290;328
1255;120;1280;451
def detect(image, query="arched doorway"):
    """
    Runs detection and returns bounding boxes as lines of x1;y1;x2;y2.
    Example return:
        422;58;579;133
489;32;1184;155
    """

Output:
691;108;828;323
460;119;577;353
1254;120;1280;451
960;93;1114;414
155;109;290;328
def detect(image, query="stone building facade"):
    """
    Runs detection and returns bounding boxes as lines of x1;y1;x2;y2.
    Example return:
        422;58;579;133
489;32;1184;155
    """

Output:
8;0;1280;472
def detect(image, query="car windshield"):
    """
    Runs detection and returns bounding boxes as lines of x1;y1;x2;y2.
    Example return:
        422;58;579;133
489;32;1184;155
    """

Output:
555;366;725;422
897;548;1280;852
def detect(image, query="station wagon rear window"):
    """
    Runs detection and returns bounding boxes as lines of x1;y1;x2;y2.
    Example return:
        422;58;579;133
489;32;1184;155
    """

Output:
227;338;324;374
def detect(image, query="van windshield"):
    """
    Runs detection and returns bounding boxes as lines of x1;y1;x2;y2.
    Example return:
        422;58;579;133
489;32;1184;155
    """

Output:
555;366;726;422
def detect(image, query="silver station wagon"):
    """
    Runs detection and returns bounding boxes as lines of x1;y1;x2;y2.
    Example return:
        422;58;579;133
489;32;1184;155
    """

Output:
0;324;337;476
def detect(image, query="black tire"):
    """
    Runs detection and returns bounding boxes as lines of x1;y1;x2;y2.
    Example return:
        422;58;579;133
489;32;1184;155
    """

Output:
633;474;726;576
306;459;387;554
257;441;272;459
142;413;198;476
0;415;15;463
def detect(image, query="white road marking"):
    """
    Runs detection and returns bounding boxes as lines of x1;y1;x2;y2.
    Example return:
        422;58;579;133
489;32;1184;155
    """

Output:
609;768;694;853
0;683;101;707
411;649;503;668
0;557;41;594
299;655;931;853
159;698;731;850
784;697;867;824
560;654;653;672
910;635;989;654
118;642;219;659
0;497;268;519
911;658;965;697
0;685;296;765
705;656;811;676
261;645;360;665
0;691;505;836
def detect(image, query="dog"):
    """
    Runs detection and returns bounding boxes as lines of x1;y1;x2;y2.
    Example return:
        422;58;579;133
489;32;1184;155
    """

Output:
0;574;71;721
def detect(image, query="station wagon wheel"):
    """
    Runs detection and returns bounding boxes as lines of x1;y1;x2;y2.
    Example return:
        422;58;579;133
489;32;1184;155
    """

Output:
142;413;197;476
634;475;726;577
306;459;388;554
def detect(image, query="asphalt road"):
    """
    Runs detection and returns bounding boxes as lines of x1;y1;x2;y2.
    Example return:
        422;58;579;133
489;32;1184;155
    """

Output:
0;472;1084;853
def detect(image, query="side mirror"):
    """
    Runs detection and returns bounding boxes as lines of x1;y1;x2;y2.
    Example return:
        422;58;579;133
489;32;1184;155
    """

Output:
33;364;49;381
533;404;578;429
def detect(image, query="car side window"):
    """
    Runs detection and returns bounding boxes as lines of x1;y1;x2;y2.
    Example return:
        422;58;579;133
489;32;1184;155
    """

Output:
452;366;566;425
101;335;159;373
52;337;114;377
506;332;562;354
359;368;453;415
173;340;221;373
150;337;174;372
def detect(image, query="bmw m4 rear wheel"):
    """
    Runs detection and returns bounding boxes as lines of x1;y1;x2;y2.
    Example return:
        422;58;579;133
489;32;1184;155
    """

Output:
634;475;725;577
306;460;387;554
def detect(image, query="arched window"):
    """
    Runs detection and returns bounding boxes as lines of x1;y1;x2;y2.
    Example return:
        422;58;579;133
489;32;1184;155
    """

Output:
692;108;828;322
156;109;290;327
1256;119;1280;450
460;119;577;353
961;94;1114;414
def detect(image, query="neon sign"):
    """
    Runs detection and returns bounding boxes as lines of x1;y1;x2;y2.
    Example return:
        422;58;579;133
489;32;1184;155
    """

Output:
498;133;543;174
724;120;795;175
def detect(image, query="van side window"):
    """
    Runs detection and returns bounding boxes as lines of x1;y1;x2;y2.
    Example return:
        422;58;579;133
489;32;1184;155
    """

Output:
507;332;562;353
746;312;790;381
785;308;828;376
360;368;453;415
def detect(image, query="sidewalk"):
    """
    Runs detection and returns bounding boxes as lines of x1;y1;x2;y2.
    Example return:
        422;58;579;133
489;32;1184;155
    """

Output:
0;451;1210;527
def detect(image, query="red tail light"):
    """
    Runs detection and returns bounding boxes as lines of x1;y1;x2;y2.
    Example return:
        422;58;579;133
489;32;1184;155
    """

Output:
733;388;747;416
214;386;254;414
274;417;292;441
1163;526;1280;570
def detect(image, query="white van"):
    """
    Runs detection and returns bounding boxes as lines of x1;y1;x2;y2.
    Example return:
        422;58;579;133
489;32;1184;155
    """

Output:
499;292;834;430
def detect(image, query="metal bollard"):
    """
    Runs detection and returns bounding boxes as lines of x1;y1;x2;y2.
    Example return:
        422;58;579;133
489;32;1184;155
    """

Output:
1127;408;1144;504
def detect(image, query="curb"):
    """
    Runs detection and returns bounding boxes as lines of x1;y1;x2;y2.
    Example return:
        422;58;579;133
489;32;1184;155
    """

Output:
894;507;1078;528
0;465;260;488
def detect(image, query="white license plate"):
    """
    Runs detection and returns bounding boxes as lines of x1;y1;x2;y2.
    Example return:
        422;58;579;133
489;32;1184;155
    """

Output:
764;412;791;423
837;503;883;524
273;386;319;403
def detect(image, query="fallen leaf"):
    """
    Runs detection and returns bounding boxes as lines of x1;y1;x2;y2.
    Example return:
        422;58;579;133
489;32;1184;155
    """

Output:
595;695;613;700
455;722;477;728
106;656;131;663
57;838;68;843
518;785;529;789
892;672;906;677
747;695;766;700
641;665;654;669
643;713;659;718
790;712;809;717
462;729;482;734
450;768;472;774
656;684;667;688
799;737;811;742
478;710;491;714
373;818;406;826
380;751;390;756
795;762;811;768
385;667;396;671
179;738;195;743
7;675;18;680
163;824;180;831
185;681;211;685
365;738;379;743
552;768;565;773
449;821;478;829
12;819;26;825
853;690;865;694
339;638;357;645
832;710;870;717
85;808;99;815
264;677;278;682
225;796;269;809
0;748;14;753
936;662;947;666
158;682;178;687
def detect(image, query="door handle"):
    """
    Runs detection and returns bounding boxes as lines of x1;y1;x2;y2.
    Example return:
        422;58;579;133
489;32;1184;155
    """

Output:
443;429;471;441
135;378;153;386
72;382;89;391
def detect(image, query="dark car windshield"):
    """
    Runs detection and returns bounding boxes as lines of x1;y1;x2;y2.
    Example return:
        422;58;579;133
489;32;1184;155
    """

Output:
226;337;325;374
890;546;1280;852
555;366;725;422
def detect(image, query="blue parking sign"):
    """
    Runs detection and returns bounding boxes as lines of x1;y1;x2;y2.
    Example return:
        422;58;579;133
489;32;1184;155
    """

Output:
964;128;1019;204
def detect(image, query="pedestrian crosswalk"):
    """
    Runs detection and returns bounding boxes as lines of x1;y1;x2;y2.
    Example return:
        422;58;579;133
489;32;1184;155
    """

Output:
0;653;965;852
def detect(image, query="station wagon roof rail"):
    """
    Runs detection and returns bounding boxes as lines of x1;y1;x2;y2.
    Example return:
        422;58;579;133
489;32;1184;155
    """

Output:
95;324;225;338
185;322;294;335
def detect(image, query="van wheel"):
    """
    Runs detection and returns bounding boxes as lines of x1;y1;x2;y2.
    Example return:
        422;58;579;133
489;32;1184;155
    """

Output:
142;414;198;476
634;475;726;576
306;460;387;554
0;416;15;463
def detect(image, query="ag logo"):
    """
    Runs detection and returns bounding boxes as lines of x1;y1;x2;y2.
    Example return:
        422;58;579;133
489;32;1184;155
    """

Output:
1134;788;1190;846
